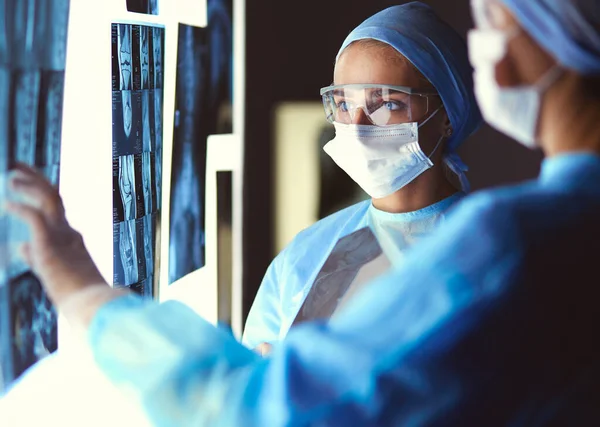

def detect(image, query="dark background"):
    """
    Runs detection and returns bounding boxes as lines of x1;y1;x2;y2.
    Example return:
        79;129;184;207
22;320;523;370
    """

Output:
242;0;544;320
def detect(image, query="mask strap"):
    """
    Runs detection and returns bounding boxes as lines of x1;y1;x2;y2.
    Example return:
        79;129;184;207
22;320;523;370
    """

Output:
417;105;443;129
418;105;446;159
535;65;564;92
427;134;445;159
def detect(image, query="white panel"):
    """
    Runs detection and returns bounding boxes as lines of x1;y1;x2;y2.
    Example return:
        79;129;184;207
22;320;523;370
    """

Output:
160;134;241;326
175;0;208;27
274;102;325;253
58;0;209;346
60;0;246;341
231;0;246;339
159;0;245;338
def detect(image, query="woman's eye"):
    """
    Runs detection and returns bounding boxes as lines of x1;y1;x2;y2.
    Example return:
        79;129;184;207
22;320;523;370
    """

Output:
337;101;349;112
384;101;405;111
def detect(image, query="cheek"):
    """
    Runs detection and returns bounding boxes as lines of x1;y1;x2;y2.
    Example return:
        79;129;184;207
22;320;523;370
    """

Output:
494;56;521;87
417;115;445;153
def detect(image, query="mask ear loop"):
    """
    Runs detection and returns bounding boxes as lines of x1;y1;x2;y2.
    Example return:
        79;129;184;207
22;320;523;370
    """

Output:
416;105;446;158
427;132;446;159
534;65;564;92
417;105;443;129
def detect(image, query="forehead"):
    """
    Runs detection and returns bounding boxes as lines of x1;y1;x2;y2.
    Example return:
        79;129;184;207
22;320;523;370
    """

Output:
333;42;424;88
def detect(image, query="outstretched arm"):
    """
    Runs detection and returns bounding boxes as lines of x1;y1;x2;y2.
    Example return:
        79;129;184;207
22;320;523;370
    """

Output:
7;163;514;427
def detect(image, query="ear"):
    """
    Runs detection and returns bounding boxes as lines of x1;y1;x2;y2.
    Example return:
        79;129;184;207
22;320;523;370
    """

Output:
439;109;453;138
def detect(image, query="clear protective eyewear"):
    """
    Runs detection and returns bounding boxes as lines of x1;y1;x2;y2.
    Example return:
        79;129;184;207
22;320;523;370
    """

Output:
320;83;440;127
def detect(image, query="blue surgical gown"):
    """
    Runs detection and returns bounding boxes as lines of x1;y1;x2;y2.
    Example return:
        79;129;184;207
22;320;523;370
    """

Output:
242;194;463;350
89;153;600;426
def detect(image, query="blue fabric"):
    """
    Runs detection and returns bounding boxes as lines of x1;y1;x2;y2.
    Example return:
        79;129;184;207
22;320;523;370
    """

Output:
89;153;600;426
242;193;462;350
501;0;600;74
337;2;482;156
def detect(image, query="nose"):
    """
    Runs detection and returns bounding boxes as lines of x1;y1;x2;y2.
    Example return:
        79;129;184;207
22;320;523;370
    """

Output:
351;107;372;125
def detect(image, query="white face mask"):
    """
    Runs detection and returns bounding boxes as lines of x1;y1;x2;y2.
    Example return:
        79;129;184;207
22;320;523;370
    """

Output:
468;28;563;148
323;109;444;199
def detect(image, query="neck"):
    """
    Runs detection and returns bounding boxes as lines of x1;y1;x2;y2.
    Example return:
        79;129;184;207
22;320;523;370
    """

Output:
372;164;457;213
540;72;600;156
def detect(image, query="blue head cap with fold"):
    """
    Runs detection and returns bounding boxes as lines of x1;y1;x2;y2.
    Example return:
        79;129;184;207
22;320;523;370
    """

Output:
499;0;600;75
336;2;482;192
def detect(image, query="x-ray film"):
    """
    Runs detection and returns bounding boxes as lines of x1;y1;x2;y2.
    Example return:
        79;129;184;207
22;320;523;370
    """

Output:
112;23;133;91
11;71;40;166
151;27;163;90
126;0;159;16
35;71;65;167
0;0;69;393
9;272;58;380
112;90;142;157
141;151;155;215
113;219;139;287
168;0;233;284
112;23;163;298
133;25;151;91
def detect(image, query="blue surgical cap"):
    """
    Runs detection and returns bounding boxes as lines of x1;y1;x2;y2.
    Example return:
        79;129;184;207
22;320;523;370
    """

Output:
500;0;600;74
336;2;482;191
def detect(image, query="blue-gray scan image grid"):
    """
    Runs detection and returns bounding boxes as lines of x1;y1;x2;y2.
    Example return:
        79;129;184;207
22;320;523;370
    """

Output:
0;0;70;391
169;0;233;284
112;22;163;298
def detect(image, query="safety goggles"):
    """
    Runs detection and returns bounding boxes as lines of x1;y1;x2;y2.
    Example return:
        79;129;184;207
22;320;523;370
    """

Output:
320;84;440;127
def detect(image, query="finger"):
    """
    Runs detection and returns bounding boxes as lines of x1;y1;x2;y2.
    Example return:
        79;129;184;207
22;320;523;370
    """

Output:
5;202;49;242
10;164;59;197
9;177;64;221
12;163;49;183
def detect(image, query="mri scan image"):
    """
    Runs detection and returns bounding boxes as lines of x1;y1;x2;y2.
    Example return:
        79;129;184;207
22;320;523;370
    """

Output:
143;214;154;280
115;219;139;286
126;0;159;15
112;90;142;156
152;27;162;90
119;154;136;221
142;151;153;215
141;90;151;152
111;23;163;296
12;71;40;166
133;25;150;90
1;0;69;392
36;71;65;167
133;153;144;219
118;23;132;90
10;272;58;380
169;0;233;284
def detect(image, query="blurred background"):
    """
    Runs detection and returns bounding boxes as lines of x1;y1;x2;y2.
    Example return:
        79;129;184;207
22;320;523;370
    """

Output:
242;0;544;320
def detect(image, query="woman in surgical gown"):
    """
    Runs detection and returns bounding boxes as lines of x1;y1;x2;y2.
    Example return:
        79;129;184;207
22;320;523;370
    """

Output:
243;2;482;352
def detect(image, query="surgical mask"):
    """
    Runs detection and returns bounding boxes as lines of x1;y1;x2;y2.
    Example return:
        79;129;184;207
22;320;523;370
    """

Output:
323;108;444;199
468;28;563;147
